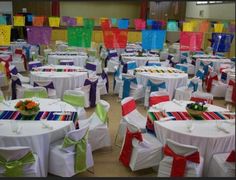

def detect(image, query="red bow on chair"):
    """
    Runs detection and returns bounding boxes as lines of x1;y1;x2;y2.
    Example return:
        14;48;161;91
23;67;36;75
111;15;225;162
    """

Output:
121;99;136;116
149;95;169;106
228;80;236;103
163;145;200;177
206;74;218;92
226;150;235;162
119;129;143;167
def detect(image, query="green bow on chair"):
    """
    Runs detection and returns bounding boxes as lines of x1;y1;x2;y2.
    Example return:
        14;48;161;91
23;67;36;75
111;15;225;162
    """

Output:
0;152;35;177
63;94;85;107
62;130;88;173
23;90;48;98
95;103;108;124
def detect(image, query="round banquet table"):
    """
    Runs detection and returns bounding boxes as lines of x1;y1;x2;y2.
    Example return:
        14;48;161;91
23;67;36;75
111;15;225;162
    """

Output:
122;55;160;67
48;53;88;67
0;98;77;177
151;101;235;176
195;58;231;74
30;65;88;98
135;66;188;99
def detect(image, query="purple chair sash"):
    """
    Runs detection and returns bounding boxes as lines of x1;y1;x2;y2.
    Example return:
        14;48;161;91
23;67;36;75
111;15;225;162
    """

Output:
28;62;42;71
33;81;55;92
84;78;98;107
85;63;96;71
59;60;74;66
11;76;22;100
10;66;18;75
101;70;109;93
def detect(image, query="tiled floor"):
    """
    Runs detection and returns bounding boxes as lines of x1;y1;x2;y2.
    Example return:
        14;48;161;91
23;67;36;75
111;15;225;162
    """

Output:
1;74;234;177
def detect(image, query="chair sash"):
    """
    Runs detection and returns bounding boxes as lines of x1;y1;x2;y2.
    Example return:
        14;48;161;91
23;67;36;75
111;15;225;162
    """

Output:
85;63;96;71
113;67;120;90
206;74;218;92
190;97;213;104
122;77;137;99
163;145;200;177
23;89;48;98
121;98;136;116
176;64;187;73
33;81;55;92
191;57;196;66
10;66;18;75
119;129;143;167
228;80;236;103
63;94;85;107
200;61;213;77
220;71;227;82
59;60;74;66
149;95;169;106
0;56;12;78
147;80;166;93
95;103;108;123
0;152;35;177
226;150;235;162
101;70;109;93
22;46;30;60
122;62;137;73
84;78;98;107
11;77;22;100
196;70;204;80
28;62;42;71
146;61;161;67
62;131;88;173
180;56;187;64
188;81;198;92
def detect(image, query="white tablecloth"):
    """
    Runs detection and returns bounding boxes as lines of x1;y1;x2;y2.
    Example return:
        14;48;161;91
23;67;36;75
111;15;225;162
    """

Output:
152;101;235;176
0;98;77;177
48;54;88;67
195;58;231;74
122;56;160;67
30;66;88;98
135;67;188;99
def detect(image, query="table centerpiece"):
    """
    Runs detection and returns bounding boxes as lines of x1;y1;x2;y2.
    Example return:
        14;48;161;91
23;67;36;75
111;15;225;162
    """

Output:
186;102;208;120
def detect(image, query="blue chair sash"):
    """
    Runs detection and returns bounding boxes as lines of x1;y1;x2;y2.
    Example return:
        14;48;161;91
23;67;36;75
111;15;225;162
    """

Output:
85;63;96;71
200;61;213;76
33;81;55;92
122;77;137;99
188;81;198;92
11;77;22;100
147;80;166;93
196;70;204;80
176;64;188;73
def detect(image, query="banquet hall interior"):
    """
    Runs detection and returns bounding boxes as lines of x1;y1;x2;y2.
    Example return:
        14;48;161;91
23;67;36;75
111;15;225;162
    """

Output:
0;0;235;178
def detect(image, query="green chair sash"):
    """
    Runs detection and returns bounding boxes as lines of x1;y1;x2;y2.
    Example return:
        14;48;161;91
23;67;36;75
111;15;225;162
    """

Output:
62;131;88;173
0;95;4;102
0;151;35;177
95;103;108;124
23;90;48;98
63;94;85;107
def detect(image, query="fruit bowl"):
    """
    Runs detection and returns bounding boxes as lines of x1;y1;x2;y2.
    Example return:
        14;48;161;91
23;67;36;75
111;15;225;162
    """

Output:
186;102;208;119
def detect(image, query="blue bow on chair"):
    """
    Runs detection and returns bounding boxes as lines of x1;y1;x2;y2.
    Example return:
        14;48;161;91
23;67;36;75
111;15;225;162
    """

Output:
122;77;137;99
176;64;188;73
188;81;198;92
113;67;121;90
196;70;204;80
147;80;166;93
180;56;187;64
200;61;213;77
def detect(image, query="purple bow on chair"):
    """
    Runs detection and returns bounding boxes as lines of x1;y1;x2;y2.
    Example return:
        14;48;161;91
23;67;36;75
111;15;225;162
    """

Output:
84;78;98;107
59;60;74;66
28;62;42;71
10;66;18;75
33;81;55;92
101;70;109;93
11;75;22;100
85;63;96;71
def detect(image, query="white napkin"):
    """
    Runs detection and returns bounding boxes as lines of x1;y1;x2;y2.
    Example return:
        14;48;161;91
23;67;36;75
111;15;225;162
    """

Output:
41;121;53;130
172;99;183;107
216;125;230;134
16;126;22;134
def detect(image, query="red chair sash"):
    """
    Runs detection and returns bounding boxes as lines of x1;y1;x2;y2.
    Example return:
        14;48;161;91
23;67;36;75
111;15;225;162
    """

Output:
119;129;143;167
229;80;236;103
226;150;235;162
163;145;200;177
206;75;218;92
121;99;136;116
190;97;213;104
15;48;23;55
149;95;169;106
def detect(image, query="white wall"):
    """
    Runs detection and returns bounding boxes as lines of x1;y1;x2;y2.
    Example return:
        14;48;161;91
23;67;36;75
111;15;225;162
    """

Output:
0;1;13;14
186;1;235;20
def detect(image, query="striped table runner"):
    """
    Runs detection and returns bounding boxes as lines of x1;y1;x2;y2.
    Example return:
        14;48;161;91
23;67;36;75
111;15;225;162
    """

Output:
146;111;232;136
32;68;87;72
0;110;78;122
135;69;183;74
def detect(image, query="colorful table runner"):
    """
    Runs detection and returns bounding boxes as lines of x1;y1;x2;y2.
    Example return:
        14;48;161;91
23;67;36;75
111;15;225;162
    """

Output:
0;110;78;122
32;68;87;72
134;68;183;74
147;111;233;136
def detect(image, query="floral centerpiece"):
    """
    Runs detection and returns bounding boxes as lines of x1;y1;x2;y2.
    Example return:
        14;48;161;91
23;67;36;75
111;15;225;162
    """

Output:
186;102;208;119
137;50;143;57
15;99;40;119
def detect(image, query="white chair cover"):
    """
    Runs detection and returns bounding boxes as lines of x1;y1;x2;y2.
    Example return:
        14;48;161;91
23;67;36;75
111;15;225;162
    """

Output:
48;125;94;177
157;139;204;177
0;146;40;177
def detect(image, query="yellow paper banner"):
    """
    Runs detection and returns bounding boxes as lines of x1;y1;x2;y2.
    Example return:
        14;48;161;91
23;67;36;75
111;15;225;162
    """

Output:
214;23;224;33
13;16;25;26
76;17;83;26
49;17;60;27
99;17;108;25
0;25;11;46
183;22;193;32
